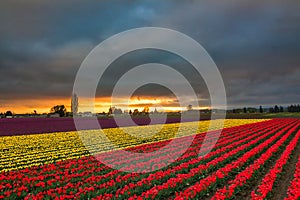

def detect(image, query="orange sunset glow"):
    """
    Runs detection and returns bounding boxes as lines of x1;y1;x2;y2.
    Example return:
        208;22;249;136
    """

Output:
0;96;207;114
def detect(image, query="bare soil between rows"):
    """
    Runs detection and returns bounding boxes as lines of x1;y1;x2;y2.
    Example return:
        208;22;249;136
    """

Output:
270;138;300;200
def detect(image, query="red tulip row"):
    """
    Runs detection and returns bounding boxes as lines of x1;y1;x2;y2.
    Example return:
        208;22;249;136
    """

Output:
285;154;300;200
105;120;282;199
211;122;299;199
1;120;273;199
85;120;280;200
1;119;299;200
251;128;300;199
174;119;299;199
0;119;271;180
110;120;278;172
63;120;288;199
98;120;271;167
133;120;293;199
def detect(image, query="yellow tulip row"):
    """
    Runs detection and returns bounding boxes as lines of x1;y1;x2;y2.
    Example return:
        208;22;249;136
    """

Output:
0;119;268;172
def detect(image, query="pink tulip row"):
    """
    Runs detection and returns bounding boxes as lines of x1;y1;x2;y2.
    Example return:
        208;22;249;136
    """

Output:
0;117;186;136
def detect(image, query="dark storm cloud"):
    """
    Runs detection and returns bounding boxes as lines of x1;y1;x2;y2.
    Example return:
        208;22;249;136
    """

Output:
0;0;165;99
155;0;300;106
0;0;299;107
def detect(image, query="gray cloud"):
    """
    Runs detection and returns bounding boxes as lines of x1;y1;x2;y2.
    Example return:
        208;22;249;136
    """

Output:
0;0;299;109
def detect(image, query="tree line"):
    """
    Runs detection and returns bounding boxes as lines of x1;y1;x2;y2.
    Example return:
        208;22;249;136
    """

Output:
287;104;300;112
2;104;300;118
231;104;299;114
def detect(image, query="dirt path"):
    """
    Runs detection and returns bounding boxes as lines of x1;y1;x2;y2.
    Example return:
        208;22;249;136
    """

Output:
270;139;300;200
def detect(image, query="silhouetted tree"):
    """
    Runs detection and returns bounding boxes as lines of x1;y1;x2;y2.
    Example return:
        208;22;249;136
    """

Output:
248;107;257;113
274;105;280;113
50;105;67;117
129;110;132;115
243;107;247;113
287;104;300;112
280;106;284;112
133;109;139;115
187;104;193;111
114;108;123;114
142;106;150;115
108;106;113;115
108;106;123;115
5;111;13;117
259;106;263;113
288;105;293;112
269;107;275;113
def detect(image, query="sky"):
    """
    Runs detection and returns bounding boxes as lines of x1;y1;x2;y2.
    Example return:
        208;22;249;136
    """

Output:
0;0;300;113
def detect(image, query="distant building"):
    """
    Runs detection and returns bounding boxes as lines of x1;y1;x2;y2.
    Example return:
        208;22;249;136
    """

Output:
49;113;60;118
80;112;93;117
96;113;107;118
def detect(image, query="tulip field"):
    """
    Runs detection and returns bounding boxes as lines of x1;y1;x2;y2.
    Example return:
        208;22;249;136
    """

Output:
1;118;300;199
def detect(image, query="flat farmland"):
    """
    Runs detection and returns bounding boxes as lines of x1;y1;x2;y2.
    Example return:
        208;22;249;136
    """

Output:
1;118;300;200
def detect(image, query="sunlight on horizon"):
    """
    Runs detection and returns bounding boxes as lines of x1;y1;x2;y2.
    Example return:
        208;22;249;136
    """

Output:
0;96;209;114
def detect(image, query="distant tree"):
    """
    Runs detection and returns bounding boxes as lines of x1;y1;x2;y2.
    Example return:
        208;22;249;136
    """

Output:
133;109;139;115
129;110;132;115
65;112;73;117
142;106;150;115
259;106;263;113
5;111;13;117
269;107;275;113
288;104;300;113
288;105;294;112
248;107;257;113
50;105;67;117
243;107;247;113
274;105;280;113
33;110;37;115
108;106;114;115
114;108;123;114
187;104;193;111
279;106;284;112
